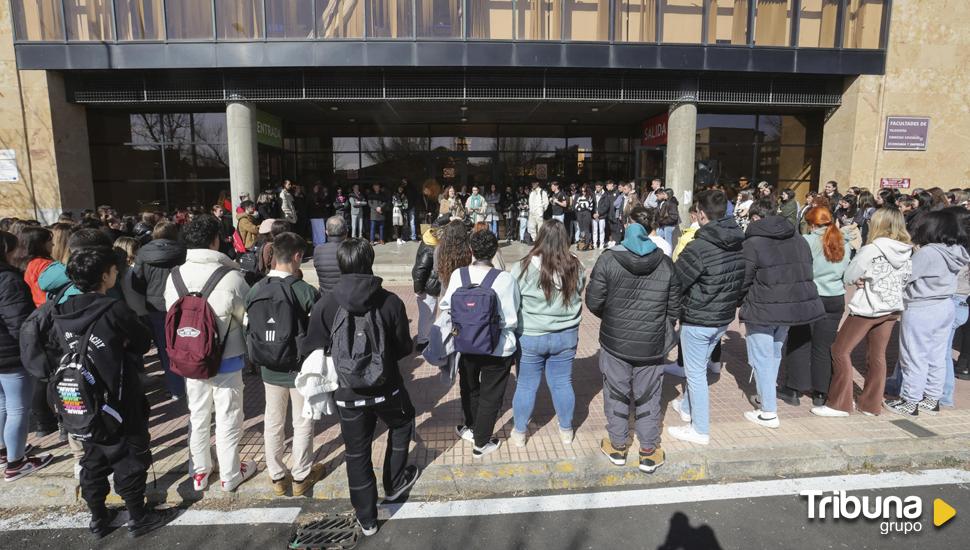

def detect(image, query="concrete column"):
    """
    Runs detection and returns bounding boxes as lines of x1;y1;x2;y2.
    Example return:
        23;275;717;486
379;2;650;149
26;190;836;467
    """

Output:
664;100;697;226
226;101;259;211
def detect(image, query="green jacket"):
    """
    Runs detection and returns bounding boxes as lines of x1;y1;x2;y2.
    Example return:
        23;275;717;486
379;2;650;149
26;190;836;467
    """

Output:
510;257;585;336
804;229;851;297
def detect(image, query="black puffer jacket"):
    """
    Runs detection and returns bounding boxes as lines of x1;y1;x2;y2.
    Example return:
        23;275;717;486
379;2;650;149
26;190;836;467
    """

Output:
312;235;344;294
0;264;34;371
740;216;824;326
411;237;441;297
674;217;746;327
586;245;681;364
132;238;187;312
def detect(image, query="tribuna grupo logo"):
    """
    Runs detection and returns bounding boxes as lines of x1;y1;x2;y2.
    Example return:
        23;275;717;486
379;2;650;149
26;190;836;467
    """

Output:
801;491;956;535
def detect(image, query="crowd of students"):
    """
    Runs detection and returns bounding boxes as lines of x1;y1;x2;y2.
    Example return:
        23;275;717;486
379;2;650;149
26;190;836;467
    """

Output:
0;178;967;539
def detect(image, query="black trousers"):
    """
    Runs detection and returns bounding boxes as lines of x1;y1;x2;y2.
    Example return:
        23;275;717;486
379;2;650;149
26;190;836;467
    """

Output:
781;294;846;394
31;379;58;432
80;427;152;522
458;354;512;448
577;211;592;242
337;390;415;524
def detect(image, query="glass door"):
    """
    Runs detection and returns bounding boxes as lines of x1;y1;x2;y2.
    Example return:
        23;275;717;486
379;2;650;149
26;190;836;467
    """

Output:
636;146;666;184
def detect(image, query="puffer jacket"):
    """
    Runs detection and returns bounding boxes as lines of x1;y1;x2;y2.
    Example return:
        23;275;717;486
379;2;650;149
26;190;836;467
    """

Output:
0;264;34;371
674;217;746;327
132;238;187;312
411;229;441;296
312;235;344;294
739;216;824;326
585;226;681;364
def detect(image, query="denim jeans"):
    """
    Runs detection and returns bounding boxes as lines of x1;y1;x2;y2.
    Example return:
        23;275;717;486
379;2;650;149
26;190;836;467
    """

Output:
369;220;385;242
490;220;499;236
552;214;565;225
0;369;34;463
657;225;675;248
571;219;580;242
679;324;729;435
351;213;363;238
408;208;416;240
310;218;327;246
518;216;529;241
513;327;579;432
148;311;185;399
745;323;790;414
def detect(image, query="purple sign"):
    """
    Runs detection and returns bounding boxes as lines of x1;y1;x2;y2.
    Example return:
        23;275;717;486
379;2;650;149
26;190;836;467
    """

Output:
884;116;930;151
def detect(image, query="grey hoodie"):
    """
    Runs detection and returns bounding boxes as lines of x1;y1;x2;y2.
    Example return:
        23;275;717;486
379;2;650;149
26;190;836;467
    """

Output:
904;243;970;304
844;237;913;317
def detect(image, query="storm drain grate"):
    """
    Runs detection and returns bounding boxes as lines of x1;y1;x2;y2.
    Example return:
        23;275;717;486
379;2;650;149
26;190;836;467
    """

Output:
289;515;360;550
890;419;938;438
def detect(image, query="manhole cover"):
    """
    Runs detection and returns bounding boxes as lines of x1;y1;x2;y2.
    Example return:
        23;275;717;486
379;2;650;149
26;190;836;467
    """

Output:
289;515;360;550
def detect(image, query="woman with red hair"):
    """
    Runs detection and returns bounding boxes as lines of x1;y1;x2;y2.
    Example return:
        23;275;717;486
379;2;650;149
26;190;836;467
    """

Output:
779;206;851;409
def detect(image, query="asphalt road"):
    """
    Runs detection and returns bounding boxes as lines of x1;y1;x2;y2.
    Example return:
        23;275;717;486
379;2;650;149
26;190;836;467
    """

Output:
1;478;966;550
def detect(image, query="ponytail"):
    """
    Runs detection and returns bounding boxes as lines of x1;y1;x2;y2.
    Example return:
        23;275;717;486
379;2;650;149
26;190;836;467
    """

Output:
804;206;845;263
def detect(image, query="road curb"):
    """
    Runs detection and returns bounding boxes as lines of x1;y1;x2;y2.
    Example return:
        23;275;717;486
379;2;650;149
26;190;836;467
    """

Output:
4;434;969;509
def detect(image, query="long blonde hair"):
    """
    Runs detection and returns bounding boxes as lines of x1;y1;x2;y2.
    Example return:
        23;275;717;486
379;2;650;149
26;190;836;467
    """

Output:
50;223;73;264
866;208;911;245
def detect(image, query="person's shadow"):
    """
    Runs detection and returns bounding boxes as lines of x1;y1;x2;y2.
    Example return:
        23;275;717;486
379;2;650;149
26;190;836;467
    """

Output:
657;511;723;550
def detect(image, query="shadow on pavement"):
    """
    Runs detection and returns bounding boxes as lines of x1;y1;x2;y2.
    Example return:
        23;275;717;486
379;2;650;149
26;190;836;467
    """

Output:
657;511;723;550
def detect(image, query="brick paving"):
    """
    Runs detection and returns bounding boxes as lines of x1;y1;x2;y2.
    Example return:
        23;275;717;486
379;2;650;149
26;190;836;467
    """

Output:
24;276;970;488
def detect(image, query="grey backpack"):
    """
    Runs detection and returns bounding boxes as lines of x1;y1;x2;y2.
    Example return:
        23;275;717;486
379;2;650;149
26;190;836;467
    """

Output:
330;307;387;389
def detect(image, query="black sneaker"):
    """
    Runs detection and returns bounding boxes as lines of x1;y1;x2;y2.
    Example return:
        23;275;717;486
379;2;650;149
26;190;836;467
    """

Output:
917;397;940;416
383;465;420;503
0;444;35;467
956;362;970;381
776;386;801;407
4;453;53;482
883;399;919;417
472;438;500;458
812;392;827;407
127;507;180;538
89;509;119;540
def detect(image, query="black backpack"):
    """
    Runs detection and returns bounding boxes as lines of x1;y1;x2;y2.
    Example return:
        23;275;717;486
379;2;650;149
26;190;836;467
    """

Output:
330;307;386;389
246;276;307;373
48;302;123;444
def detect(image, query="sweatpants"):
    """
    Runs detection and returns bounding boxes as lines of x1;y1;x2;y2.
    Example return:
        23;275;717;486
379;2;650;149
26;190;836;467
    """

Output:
458;354;513;448
900;299;955;403
599;349;664;450
337;390;415;525
781;294;845;395
80;428;152;523
527;215;543;241
828;313;898;414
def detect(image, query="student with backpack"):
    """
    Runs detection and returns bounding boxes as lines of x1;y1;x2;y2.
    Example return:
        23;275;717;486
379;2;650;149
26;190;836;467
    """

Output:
438;229;520;457
245;233;324;497
300;238;417;537
51;246;176;538
163;215;255;493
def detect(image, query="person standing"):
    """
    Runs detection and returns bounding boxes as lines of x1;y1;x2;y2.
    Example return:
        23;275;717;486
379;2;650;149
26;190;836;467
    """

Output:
779;207;850;410
528;182;549;241
280;180;298;225
502;185;517;244
510;221;585;447
236;201;260;250
516;188;530;242
20;227;54;308
656;188;680;249
738;199;824;428
549;182;568;225
822;180;842;211
666;191;745;446
312;215;348;295
822;208;912;416
391;185;409;245
643;178;663;208
349;185;367;239
411;216;445;350
609;182;627;246
592;182;610;249
465;186;487;225
485;184;502;237
308;183;332;247
367;184;387;245
573;185;594;250
586;214;681;473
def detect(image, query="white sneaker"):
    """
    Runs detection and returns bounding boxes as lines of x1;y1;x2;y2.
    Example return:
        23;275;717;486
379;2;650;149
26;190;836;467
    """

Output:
472;438;500;458
559;428;574;445
744;409;780;429
455;425;475;443
671;398;692;423
192;472;209;492
509;429;527;448
74;462;83;480
357;517;378;537
708;361;723;374
662;363;686;377
811;405;849;418
667;424;710;445
397;239;404;245
221;460;257;492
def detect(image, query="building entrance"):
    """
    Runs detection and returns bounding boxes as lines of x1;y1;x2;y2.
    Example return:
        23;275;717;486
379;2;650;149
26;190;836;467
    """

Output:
429;151;498;192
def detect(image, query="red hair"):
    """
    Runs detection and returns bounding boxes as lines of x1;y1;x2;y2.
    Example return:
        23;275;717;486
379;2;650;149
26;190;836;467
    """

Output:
805;207;844;263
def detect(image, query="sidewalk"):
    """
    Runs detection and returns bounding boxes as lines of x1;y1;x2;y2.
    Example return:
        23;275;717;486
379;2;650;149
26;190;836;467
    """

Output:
3;254;969;509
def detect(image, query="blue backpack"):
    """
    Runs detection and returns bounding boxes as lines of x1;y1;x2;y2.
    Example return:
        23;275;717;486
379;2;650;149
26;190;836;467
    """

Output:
451;267;502;355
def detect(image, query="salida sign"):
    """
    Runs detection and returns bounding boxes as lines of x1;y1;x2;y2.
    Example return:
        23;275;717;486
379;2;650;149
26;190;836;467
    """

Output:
641;113;668;147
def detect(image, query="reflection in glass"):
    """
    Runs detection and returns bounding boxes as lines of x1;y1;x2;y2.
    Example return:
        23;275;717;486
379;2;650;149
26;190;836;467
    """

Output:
367;0;414;38
416;0;461;38
797;0;838;47
843;0;884;49
316;0;364;37
564;0;609;41
11;0;64;41
165;0;215;40
216;0;264;39
64;0;114;40
662;0;703;44
707;0;749;45
517;0;561;40
467;0;514;39
753;0;791;46
115;0;165;40
615;0;657;43
265;0;315;38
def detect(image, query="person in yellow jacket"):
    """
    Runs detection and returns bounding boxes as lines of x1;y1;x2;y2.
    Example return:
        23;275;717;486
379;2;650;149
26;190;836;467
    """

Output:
236;200;260;249
672;204;699;261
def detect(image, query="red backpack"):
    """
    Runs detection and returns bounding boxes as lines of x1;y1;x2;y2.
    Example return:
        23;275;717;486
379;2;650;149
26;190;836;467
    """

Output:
165;266;235;380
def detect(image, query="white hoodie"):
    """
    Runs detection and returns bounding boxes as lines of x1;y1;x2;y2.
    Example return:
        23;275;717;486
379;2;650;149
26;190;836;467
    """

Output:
844;237;913;317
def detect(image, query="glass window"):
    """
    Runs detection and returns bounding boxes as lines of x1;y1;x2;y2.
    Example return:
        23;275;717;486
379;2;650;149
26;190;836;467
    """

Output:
797;0;838;48
662;0;704;44
498;136;566;151
758;115;822;145
316;0;363;37
165;0;214;40
615;0;657;43
115;0;165;40
467;0;513;39
11;0;65;41
753;0;791;46
695;142;756;183
416;0;461;38
708;0;748;45
129;114;166;144
367;0;413;38
696;114;757;137
90;144;164;180
265;0;315;38
564;0;609;41
843;0;884;49
516;0;560;40
64;0;115;41
332;137;359;152
758;145;820;184
216;0;263;39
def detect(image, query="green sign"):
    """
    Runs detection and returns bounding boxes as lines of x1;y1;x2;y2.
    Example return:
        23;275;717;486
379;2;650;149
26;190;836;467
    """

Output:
255;110;282;148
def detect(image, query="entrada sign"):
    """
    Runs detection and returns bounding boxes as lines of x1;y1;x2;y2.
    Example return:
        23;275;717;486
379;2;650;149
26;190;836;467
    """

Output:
641;113;669;147
256;110;282;148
